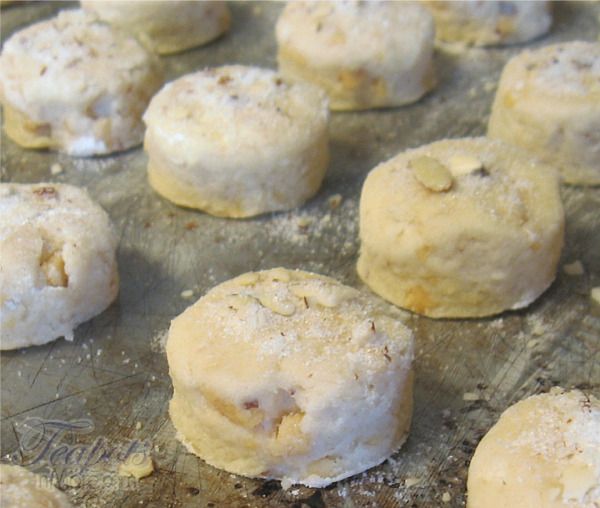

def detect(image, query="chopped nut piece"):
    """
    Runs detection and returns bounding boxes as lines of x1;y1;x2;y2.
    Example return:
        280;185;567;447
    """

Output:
448;154;483;175
591;287;600;305
563;260;584;276
410;156;453;192
119;453;154;479
258;294;295;316
328;194;343;209
50;163;63;175
463;392;480;402
181;289;194;299
268;268;291;283
236;272;259;286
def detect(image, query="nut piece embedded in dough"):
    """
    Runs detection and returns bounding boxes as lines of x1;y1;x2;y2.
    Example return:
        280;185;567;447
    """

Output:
358;137;565;318
467;389;600;508
409;156;453;192
448;154;484;176
167;268;414;488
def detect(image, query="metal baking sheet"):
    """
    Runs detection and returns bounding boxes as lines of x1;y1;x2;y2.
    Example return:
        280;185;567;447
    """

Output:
1;2;599;507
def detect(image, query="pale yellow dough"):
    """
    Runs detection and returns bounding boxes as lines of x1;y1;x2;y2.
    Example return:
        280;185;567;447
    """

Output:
0;10;163;156
467;389;600;508
143;66;329;218
0;183;119;350
276;1;436;111
81;1;230;55
422;0;552;47
166;268;414;488
0;464;73;508
488;41;600;186
357;137;564;318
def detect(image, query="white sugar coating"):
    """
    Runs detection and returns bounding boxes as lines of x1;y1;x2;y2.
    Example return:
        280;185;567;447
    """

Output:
0;9;163;156
509;42;600;97
358;137;565;318
468;389;600;507
167;268;414;488
144;65;328;166
0;464;73;508
0;183;118;350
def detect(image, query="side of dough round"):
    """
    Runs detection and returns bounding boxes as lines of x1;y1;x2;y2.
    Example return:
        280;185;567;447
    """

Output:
0;9;163;156
422;1;552;47
488;41;600;186
0;464;73;508
467;389;600;508
81;1;230;55
167;268;414;487
143;66;329;218
357;137;564;318
0;183;119;350
276;1;436;111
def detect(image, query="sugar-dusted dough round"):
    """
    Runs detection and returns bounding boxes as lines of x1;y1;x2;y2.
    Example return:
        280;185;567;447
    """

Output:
166;268;414;487
0;183;119;350
422;1;552;47
488;41;600;186
276;1;436;111
357;137;564;318
0;465;73;508
0;9;163;156
467;389;600;508
81;1;230;55
143;66;329;218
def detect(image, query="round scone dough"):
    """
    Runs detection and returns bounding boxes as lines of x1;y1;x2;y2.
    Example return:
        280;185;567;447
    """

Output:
275;1;436;111
166;268;414;487
143;66;329;218
0;183;119;350
422;1;552;47
0;9;163;156
0;464;73;508
467;389;600;508
357;137;565;318
81;1;230;55
488;41;600;186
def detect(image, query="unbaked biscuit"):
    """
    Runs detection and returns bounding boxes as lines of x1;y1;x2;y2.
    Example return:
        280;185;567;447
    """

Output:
81;1;230;55
0;464;73;508
488;41;600;186
422;1;552;47
467;389;600;508
143;66;329;218
357;137;564;318
0;183;118;350
276;1;436;111
0;9;163;156
167;268;414;488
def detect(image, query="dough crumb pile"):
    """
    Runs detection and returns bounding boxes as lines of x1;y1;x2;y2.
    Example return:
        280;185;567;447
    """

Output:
467;388;600;507
167;268;414;488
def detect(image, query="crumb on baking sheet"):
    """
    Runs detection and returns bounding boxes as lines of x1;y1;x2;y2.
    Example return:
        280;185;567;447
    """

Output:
563;260;584;276
50;162;63;175
119;453;154;479
591;287;600;305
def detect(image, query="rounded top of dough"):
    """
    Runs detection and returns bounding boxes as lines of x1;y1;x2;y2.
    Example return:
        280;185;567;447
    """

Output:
143;65;329;166
361;137;562;254
276;1;434;72
467;388;600;507
167;268;413;403
500;41;600;102
0;9;158;119
0;464;73;508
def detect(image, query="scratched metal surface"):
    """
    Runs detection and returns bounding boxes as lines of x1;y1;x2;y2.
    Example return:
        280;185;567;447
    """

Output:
1;1;599;507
